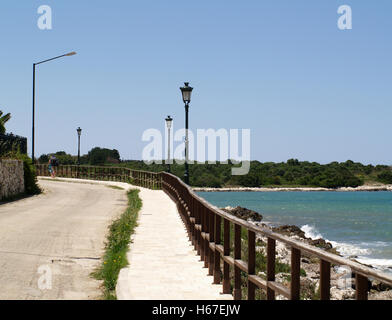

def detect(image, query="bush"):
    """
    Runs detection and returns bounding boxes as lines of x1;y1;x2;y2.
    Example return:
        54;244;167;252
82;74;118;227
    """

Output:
377;171;392;184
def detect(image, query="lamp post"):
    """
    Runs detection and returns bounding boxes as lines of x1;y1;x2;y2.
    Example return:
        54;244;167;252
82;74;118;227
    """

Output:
180;82;193;185
77;127;82;165
32;51;77;163
165;116;173;173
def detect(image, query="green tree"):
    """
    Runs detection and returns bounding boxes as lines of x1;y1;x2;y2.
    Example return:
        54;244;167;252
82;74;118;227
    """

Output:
38;154;49;164
88;147;121;165
0;110;11;134
377;171;392;184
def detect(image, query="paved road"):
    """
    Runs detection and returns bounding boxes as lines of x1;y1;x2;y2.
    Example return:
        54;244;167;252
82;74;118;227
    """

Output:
0;179;128;300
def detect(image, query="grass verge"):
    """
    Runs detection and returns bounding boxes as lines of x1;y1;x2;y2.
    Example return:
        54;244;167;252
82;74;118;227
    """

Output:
92;189;142;299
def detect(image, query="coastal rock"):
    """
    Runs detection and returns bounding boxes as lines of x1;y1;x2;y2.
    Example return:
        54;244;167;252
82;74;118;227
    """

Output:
272;225;306;239
330;286;355;300
371;280;392;292
221;206;262;222
308;238;333;250
369;290;392;300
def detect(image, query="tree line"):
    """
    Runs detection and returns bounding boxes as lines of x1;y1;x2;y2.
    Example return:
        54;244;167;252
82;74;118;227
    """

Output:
39;148;392;188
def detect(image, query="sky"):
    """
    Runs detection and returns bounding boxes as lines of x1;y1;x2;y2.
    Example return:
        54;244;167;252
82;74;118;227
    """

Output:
0;1;391;165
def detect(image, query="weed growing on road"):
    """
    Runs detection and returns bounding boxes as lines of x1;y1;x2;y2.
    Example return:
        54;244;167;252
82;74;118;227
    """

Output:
106;185;125;190
92;189;142;299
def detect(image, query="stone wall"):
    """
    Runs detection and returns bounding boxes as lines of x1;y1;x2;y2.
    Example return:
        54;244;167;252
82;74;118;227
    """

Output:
0;159;25;201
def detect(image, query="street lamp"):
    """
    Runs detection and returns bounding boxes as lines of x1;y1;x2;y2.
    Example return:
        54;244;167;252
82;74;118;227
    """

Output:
77;127;82;165
32;51;77;163
180;82;193;185
165;116;173;173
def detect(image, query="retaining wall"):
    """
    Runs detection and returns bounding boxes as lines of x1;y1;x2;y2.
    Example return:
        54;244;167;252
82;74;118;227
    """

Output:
0;159;25;201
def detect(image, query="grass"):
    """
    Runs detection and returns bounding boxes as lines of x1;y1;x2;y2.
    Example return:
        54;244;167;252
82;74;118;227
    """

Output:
106;185;125;190
91;189;142;300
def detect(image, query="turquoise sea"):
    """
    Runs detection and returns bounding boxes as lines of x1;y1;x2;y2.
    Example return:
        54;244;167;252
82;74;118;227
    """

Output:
197;191;392;273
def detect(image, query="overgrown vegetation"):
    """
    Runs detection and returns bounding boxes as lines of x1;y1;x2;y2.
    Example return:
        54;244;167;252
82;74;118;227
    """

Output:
92;190;142;300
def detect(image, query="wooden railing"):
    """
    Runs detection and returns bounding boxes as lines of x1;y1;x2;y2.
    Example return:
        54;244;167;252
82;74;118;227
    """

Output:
35;164;162;190
161;172;392;300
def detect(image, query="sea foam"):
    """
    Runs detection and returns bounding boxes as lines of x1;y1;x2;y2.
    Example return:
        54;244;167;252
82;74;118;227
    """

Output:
299;224;392;272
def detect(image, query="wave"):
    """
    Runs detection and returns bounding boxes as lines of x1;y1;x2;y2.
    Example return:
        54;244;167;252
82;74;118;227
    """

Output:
355;257;392;270
301;224;371;255
300;224;392;271
301;224;324;240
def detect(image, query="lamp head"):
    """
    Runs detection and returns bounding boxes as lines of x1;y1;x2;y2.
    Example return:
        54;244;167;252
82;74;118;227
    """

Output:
180;82;193;104
165;115;173;129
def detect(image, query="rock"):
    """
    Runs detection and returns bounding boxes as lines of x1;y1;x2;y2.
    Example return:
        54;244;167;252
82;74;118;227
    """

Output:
221;206;262;222
301;258;311;264
371;280;392;292
272;225;306;239
300;278;318;300
308;238;333;250
330;286;355;300
369;290;392;300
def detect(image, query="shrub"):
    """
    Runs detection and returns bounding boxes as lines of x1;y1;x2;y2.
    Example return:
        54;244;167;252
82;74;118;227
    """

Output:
377;171;392;184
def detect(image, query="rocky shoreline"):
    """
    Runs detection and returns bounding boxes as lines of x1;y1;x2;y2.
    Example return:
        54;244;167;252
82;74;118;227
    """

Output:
222;206;392;300
195;185;392;192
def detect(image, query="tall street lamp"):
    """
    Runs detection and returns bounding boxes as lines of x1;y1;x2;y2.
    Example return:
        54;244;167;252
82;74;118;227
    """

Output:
77;127;82;165
180;82;193;185
165;116;173;173
32;51;77;163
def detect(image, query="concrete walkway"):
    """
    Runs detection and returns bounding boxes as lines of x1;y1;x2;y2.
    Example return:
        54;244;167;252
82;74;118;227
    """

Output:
116;187;233;300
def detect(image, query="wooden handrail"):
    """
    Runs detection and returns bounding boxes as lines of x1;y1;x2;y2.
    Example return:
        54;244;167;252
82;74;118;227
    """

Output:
161;172;392;300
35;164;162;190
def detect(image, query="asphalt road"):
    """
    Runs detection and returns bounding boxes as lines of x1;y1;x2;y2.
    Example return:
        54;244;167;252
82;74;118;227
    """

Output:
0;179;128;300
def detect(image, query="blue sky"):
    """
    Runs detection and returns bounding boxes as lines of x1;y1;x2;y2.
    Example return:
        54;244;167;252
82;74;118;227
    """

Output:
1;1;391;164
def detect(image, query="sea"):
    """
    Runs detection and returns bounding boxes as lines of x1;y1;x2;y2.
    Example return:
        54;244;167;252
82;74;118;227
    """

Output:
197;191;392;274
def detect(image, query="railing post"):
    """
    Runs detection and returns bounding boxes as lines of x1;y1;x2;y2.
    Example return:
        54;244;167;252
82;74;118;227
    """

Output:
204;206;209;268
208;211;215;276
267;238;276;300
355;274;368;300
195;201;201;255
320;260;331;300
190;197;195;247
200;205;205;262
290;247;301;300
223;219;231;294
248;230;256;300
214;214;221;285
234;224;242;300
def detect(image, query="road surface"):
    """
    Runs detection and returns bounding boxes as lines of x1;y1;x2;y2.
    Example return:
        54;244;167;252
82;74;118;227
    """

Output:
0;179;128;300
